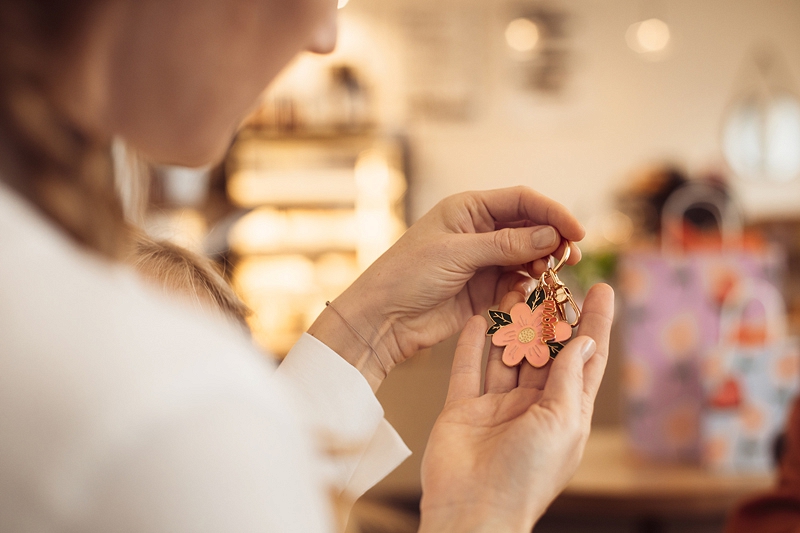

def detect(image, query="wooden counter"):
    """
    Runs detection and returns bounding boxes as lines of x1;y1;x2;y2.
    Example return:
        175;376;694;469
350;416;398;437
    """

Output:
549;427;775;517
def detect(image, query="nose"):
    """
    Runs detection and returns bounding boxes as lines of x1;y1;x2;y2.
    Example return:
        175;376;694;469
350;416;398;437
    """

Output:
306;14;338;54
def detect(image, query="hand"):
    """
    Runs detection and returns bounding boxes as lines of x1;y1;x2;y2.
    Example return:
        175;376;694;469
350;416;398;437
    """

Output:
308;187;585;390
418;284;614;533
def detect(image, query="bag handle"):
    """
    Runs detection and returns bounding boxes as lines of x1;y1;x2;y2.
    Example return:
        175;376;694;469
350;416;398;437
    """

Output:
719;278;787;348
661;182;743;254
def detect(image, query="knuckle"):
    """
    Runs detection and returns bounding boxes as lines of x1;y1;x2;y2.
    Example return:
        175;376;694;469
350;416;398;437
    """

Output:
492;228;518;260
435;192;464;216
450;362;474;376
445;190;475;209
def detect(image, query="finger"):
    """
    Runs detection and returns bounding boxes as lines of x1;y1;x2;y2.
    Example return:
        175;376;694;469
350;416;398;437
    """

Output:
456;225;562;271
491;271;533;307
468;187;586;242
576;284;615;401
564;241;582;265
485;291;524;394
569;242;583;265
494;220;536;229
463;267;531;318
526;242;582;277
510;275;535;298
518;355;551;390
527;258;549;278
446;315;489;404
539;336;596;416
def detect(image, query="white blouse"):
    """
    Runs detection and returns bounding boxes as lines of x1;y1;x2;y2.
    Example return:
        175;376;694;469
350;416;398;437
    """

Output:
0;184;411;533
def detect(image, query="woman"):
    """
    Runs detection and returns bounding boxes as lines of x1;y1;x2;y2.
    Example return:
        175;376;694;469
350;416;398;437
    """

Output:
0;1;614;532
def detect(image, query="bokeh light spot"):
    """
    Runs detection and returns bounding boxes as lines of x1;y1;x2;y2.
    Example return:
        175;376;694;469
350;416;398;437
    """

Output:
505;18;540;53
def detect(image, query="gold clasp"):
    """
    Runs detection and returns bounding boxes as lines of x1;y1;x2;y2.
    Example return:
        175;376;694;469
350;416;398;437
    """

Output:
539;256;581;328
553;283;581;327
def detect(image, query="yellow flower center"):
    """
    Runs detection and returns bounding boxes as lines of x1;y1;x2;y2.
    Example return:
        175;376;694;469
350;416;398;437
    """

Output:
517;327;536;344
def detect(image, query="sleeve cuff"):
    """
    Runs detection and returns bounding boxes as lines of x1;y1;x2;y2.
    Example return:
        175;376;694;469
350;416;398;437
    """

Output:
277;333;385;442
276;333;411;496
345;418;412;500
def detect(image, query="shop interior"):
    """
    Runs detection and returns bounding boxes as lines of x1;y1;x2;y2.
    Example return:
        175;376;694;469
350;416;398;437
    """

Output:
136;1;800;531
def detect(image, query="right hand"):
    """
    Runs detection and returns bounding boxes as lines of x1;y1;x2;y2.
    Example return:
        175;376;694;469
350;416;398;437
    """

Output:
418;284;614;533
309;187;584;391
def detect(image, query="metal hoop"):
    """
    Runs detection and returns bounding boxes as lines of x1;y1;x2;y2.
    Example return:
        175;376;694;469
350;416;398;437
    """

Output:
549;241;571;273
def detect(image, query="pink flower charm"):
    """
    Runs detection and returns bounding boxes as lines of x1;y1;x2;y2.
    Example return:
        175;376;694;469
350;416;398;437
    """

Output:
491;302;572;368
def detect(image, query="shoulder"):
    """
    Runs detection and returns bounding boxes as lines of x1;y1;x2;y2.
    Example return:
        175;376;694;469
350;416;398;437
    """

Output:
0;183;277;411
0;185;311;525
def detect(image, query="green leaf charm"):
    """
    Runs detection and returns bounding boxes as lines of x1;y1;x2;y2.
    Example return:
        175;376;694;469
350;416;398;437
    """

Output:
547;341;565;359
486;309;513;335
526;286;546;310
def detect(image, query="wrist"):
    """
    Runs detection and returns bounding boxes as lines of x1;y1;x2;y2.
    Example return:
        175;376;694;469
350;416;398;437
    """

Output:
419;485;548;533
419;502;537;533
307;295;400;392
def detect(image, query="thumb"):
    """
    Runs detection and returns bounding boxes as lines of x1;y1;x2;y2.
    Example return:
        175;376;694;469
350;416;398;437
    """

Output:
540;336;596;416
459;226;560;270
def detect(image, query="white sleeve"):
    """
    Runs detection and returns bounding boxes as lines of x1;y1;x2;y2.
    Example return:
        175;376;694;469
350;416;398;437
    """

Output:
80;396;335;533
276;333;411;500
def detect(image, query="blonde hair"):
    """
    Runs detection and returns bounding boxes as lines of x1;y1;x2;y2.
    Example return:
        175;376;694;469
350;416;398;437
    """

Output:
131;234;250;330
0;0;128;259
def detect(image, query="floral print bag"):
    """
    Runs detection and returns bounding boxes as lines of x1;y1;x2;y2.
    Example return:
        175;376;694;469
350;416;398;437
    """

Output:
619;183;786;464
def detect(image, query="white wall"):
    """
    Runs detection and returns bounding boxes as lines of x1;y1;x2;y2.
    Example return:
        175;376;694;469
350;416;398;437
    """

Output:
272;0;800;236
328;0;800;235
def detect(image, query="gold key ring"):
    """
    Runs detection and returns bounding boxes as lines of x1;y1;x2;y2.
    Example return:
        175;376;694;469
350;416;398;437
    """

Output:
548;241;571;273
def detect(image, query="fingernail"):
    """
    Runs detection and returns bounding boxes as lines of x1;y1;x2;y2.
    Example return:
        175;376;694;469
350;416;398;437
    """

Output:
531;226;557;249
578;337;596;361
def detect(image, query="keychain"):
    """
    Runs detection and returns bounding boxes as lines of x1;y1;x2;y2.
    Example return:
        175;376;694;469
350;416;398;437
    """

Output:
486;243;582;368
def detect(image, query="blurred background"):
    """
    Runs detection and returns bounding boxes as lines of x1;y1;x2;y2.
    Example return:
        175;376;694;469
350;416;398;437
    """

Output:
135;1;800;531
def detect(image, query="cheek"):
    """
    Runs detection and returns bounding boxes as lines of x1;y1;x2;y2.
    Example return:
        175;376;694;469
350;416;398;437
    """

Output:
107;0;320;166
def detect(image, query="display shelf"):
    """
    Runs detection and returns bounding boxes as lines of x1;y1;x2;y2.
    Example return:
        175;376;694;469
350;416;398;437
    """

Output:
224;131;408;356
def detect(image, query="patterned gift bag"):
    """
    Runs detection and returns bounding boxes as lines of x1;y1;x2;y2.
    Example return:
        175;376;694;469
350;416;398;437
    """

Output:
620;183;785;462
702;279;800;473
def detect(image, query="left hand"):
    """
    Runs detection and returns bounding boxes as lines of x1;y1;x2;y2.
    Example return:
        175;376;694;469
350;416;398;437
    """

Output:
308;186;584;390
418;283;614;532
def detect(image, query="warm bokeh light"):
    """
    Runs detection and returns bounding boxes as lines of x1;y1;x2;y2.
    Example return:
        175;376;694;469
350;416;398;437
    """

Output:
226;140;408;356
233;256;315;356
626;18;671;55
234;255;315;295
637;19;670;52
232;253;360;356
337;0;349;9
315;253;359;291
144;209;207;252
227;168;358;207
228;208;357;254
353;149;406;268
601;211;634;245
505;18;540;53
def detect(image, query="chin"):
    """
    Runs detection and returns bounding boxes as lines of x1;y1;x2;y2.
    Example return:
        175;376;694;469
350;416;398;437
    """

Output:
169;144;229;168
133;130;234;168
